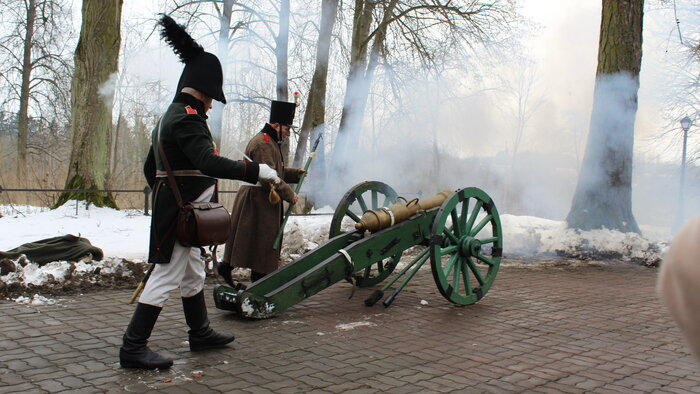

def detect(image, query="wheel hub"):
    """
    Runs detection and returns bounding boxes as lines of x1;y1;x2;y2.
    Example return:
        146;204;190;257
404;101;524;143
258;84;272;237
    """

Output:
459;236;481;257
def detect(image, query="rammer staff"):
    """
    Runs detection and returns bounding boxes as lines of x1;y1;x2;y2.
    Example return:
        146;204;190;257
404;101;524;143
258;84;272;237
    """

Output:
272;130;323;250
129;264;154;304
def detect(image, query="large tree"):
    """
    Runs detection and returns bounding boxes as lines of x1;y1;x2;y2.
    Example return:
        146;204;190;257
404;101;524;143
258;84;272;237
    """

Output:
210;0;239;150
566;0;644;233
55;0;123;208
292;0;339;168
332;0;513;171
169;1;295;153
275;0;293;160
275;0;291;102
0;0;72;183
171;0;248;149
290;0;339;206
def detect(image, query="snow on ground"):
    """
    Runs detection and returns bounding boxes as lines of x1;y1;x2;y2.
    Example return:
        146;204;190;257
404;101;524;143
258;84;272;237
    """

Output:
501;215;667;263
0;201;150;260
0;201;671;301
14;294;57;305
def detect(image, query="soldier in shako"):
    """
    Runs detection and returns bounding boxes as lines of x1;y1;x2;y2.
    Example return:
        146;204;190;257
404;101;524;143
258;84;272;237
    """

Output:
118;15;280;370
220;101;304;284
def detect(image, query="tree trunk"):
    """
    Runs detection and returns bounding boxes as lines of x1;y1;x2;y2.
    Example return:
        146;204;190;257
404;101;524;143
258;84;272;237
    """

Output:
277;0;291;162
109;113;123;188
336;0;374;139
334;0;396;171
293;0;339;168
55;0;123;209
276;0;290;103
330;0;375;177
566;0;643;233
292;0;339;207
208;0;235;150
350;0;396;133
16;0;36;183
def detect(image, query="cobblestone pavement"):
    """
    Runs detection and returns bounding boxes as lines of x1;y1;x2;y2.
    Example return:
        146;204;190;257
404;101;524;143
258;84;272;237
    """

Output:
1;263;699;393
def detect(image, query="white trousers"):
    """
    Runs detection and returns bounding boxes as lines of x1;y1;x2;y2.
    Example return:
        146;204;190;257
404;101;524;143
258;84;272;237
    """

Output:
139;185;215;307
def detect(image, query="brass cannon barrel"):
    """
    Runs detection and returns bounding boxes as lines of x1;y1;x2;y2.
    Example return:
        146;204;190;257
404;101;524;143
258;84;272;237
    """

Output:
354;190;453;232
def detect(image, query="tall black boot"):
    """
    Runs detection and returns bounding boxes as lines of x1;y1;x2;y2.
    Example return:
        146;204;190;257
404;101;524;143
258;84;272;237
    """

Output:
217;261;235;287
217;262;247;290
182;290;235;351
119;303;173;369
251;271;266;282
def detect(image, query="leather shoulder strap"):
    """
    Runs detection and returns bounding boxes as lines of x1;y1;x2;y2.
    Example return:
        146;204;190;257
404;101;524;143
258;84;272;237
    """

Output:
156;118;184;208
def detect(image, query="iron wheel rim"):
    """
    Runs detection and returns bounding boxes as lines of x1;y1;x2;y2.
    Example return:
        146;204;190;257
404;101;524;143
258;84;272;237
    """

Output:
429;187;502;305
329;181;400;287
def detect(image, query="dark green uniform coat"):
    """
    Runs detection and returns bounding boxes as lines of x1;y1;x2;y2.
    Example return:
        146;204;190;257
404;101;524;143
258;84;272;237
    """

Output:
223;124;302;274
144;93;259;264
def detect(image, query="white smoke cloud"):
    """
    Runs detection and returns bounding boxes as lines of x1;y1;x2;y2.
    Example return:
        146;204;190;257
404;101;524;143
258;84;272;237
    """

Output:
113;0;699;236
98;72;119;108
302;1;699;237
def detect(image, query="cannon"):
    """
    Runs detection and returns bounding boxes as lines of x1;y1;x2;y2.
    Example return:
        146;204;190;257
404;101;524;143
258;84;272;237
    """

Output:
213;181;503;318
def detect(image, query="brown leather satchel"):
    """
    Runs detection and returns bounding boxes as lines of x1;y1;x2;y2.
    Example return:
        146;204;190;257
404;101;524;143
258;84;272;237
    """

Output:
156;119;231;247
175;201;230;247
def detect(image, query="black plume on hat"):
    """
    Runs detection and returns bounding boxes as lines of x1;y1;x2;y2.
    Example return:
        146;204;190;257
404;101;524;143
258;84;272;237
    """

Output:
159;15;203;62
158;15;227;104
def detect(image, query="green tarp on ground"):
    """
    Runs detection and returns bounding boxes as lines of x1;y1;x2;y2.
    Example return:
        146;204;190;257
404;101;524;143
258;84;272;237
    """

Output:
0;234;103;265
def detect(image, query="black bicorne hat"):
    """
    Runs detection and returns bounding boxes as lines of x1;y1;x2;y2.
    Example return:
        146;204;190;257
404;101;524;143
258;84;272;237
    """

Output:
269;100;296;126
158;15;226;104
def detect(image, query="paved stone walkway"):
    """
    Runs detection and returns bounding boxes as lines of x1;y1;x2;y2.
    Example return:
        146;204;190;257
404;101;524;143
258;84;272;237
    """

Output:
1;263;699;393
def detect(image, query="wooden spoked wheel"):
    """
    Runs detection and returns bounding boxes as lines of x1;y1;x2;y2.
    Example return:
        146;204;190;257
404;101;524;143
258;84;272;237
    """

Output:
429;187;502;305
329;181;400;287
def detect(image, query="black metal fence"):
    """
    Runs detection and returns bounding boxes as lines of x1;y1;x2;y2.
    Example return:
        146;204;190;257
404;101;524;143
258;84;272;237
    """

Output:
0;187;334;217
0;186;243;216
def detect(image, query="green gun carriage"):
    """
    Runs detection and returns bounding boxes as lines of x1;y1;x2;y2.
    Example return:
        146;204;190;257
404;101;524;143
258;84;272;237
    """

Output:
213;181;503;319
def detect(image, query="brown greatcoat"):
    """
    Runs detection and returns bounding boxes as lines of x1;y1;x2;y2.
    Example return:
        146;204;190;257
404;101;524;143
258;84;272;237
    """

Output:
223;124;302;274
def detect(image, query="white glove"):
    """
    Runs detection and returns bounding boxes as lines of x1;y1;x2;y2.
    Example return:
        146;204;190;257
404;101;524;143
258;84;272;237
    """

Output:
258;163;281;184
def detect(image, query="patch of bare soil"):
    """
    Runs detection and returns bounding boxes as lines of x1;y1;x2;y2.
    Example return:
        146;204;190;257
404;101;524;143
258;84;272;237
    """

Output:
552;249;661;267
500;256;657;273
0;259;148;299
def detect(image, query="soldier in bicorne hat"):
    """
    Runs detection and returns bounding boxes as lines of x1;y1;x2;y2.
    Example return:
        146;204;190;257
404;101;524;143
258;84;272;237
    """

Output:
220;100;305;284
118;15;281;370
